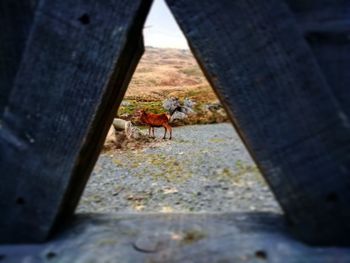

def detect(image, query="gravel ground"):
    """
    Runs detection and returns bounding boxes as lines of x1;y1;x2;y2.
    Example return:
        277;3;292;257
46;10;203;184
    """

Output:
77;123;281;214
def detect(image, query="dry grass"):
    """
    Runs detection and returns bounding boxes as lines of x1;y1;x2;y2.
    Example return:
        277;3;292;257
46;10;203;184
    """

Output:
118;47;227;125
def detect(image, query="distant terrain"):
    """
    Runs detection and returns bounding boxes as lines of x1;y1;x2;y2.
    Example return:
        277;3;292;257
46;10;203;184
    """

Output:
118;47;228;125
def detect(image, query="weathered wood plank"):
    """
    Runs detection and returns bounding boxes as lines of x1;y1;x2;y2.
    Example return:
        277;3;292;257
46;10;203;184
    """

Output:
0;1;38;114
285;0;350;118
0;0;152;243
166;0;350;245
1;212;350;263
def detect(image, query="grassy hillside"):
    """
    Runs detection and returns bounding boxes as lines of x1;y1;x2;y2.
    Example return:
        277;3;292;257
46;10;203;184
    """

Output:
118;47;228;125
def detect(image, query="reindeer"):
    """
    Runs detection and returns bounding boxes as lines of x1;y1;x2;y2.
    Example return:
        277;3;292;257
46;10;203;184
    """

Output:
135;109;172;139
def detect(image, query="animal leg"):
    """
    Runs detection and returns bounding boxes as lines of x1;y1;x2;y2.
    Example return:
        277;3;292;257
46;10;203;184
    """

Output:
165;124;172;140
152;127;155;138
163;126;167;139
168;125;172;140
148;126;151;137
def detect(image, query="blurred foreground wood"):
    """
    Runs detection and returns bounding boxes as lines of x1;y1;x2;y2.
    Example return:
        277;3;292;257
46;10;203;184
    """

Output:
1;0;350;252
0;0;152;242
1;213;350;263
167;0;350;245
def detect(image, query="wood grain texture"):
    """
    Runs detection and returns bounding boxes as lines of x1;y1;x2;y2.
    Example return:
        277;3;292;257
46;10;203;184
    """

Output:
1;212;350;263
0;0;152;243
0;1;38;114
166;0;350;245
285;0;350;118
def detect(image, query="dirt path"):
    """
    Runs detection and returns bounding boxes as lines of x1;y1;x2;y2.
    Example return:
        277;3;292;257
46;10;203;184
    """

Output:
77;123;281;214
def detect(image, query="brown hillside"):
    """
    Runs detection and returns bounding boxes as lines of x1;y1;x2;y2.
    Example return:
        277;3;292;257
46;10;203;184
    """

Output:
125;47;218;102
118;47;228;125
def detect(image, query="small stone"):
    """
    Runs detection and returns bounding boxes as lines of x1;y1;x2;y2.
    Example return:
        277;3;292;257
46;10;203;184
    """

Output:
133;235;165;253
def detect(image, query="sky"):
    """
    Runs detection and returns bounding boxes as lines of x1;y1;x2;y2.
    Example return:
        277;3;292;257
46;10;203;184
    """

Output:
143;0;189;49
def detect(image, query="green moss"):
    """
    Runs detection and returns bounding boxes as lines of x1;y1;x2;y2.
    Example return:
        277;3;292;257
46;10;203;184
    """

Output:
116;152;193;183
142;101;164;114
117;100;138;116
212;161;263;185
235;160;259;176
209;138;225;143
118;89;228;125
186;89;203;98
181;229;206;245
117;100;165;117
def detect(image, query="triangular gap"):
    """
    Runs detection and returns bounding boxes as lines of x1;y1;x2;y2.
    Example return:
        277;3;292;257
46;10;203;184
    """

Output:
77;0;281;214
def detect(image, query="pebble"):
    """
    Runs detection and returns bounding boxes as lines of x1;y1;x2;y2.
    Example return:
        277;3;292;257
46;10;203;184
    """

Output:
77;123;282;214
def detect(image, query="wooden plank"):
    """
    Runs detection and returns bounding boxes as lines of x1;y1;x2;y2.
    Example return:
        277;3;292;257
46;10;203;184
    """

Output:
0;212;350;262
286;0;350;117
52;34;145;237
0;0;152;243
0;1;38;114
165;0;350;245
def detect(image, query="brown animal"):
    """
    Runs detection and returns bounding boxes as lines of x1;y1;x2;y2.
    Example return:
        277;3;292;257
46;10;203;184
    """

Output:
136;109;172;139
